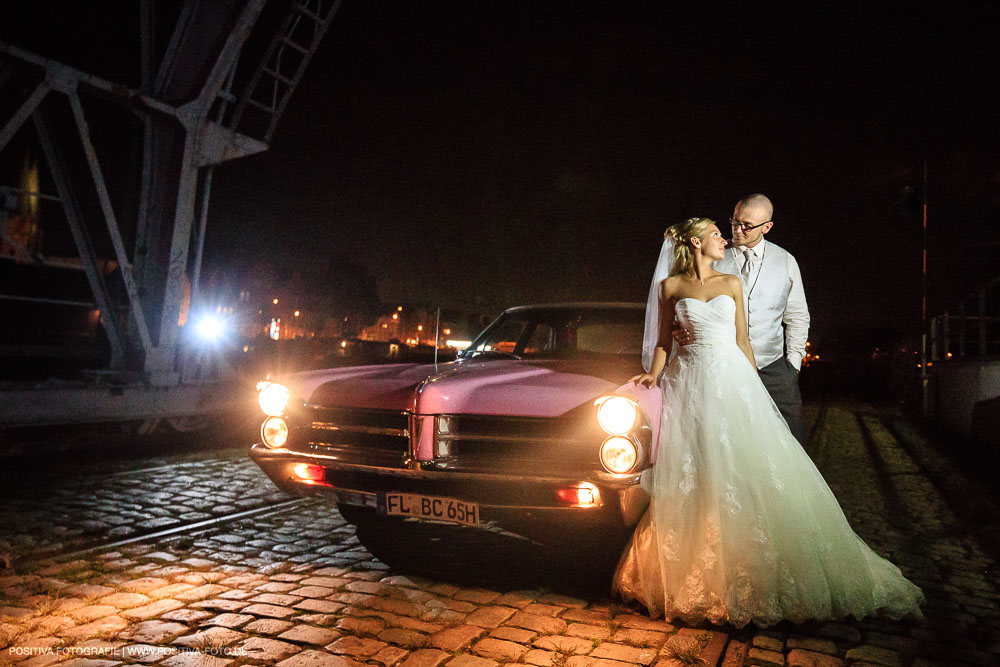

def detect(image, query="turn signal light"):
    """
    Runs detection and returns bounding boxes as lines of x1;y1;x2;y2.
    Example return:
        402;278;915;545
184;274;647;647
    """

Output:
291;463;332;487
293;464;325;481
556;483;601;508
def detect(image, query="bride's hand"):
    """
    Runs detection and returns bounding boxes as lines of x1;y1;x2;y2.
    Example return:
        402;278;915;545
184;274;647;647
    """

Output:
630;373;656;388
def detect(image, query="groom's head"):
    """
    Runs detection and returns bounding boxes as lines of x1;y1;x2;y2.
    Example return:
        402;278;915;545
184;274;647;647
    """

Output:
730;194;773;248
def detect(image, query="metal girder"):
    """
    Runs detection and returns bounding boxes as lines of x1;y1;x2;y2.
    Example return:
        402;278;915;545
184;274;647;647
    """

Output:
67;91;154;355
0;81;48;153
135;0;270;380
0;42;179;119
230;0;344;143
146;130;198;378
31;109;128;370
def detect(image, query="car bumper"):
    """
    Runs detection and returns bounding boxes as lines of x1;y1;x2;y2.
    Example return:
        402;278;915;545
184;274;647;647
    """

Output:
250;443;649;545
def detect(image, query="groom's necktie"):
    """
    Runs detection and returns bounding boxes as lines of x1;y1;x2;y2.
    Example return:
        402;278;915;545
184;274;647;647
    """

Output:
741;249;753;280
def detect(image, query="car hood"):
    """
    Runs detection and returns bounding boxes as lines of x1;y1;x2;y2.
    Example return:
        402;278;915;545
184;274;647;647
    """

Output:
284;359;637;417
281;358;662;462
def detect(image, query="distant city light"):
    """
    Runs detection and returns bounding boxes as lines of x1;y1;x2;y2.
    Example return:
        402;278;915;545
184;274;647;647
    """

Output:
417;325;423;331
444;328;451;335
273;298;279;305
397;306;403;311
445;339;471;349
294;310;300;317
340;340;347;348
392;313;398;320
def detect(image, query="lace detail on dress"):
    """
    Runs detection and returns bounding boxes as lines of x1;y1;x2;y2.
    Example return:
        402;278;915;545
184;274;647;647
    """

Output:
723;483;742;518
660;528;679;562
719;419;732;453
679;453;696;495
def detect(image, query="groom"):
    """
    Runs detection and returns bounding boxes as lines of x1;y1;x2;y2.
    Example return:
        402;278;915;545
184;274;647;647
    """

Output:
677;194;810;444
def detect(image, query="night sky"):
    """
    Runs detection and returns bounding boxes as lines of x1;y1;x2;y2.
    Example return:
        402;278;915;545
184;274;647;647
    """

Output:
206;1;1000;341
6;1;1000;344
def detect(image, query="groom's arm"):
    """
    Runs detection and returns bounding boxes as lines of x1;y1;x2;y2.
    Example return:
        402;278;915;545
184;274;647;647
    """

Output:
783;254;810;371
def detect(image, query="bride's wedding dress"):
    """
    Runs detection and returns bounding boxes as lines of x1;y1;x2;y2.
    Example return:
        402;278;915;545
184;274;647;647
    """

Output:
615;295;924;627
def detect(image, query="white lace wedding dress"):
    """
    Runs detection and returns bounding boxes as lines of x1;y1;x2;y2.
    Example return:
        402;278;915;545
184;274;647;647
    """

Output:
614;295;924;627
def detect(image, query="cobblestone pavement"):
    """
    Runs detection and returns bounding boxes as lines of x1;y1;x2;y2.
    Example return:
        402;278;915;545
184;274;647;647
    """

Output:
0;451;290;560
0;401;998;667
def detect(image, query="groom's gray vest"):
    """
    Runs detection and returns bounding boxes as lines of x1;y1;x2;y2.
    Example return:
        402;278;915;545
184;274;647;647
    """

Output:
713;241;791;369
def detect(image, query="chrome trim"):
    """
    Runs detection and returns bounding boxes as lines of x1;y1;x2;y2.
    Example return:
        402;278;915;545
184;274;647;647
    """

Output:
299;482;617;513
436;433;582;445
254;445;644;487
309;421;409;438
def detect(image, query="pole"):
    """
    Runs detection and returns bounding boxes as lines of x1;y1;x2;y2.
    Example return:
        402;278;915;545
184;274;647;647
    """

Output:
920;158;929;418
434;308;440;371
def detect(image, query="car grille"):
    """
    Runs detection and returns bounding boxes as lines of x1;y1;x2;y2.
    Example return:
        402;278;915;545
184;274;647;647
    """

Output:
301;406;411;468
434;414;603;475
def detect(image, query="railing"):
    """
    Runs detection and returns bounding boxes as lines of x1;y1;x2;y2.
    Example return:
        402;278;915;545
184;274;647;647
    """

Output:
927;276;1000;362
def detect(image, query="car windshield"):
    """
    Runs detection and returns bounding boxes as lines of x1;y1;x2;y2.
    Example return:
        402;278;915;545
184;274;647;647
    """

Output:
459;306;644;360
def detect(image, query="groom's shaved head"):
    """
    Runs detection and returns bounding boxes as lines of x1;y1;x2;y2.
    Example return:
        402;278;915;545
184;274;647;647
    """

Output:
737;194;773;220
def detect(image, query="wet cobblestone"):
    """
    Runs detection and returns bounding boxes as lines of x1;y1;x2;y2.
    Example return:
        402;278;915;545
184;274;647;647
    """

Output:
0;402;998;666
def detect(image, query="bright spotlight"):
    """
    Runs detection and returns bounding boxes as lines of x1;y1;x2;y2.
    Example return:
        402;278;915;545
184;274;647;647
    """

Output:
194;314;226;342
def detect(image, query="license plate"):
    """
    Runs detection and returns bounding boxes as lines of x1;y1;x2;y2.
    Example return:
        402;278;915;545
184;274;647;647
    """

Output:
377;492;479;527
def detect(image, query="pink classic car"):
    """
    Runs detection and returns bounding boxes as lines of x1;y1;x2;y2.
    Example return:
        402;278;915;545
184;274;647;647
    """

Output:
250;303;661;551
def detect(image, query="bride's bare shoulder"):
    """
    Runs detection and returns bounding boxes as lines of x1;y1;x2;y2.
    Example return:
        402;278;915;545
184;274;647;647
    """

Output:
719;273;743;294
661;275;682;298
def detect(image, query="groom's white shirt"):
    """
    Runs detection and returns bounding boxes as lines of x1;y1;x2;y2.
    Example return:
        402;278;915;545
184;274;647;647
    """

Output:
713;239;810;371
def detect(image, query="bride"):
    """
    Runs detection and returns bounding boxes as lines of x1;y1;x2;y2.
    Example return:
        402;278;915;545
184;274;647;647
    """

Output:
614;217;924;628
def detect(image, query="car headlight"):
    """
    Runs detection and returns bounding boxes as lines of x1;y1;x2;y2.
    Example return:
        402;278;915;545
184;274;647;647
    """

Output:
600;436;639;474
258;381;290;416
261;416;289;448
595;396;638;435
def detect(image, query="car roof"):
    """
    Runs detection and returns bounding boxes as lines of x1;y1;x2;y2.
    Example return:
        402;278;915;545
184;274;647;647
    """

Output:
503;302;645;313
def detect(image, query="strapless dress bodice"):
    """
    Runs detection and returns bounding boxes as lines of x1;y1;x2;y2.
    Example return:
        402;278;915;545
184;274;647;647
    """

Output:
675;295;737;346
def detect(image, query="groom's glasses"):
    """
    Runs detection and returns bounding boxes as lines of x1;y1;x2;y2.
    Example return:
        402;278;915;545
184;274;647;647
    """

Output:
729;218;771;232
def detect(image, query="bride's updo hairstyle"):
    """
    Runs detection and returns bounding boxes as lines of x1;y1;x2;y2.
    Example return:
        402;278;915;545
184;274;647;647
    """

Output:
665;217;716;277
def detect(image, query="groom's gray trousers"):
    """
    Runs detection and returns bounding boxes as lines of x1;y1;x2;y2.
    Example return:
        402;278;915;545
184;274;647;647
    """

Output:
758;357;807;446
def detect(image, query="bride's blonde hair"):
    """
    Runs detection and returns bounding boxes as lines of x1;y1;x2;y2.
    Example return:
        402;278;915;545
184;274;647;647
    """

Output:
665;217;716;277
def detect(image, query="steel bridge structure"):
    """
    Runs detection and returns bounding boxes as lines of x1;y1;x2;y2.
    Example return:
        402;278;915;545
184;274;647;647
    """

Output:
0;0;342;427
